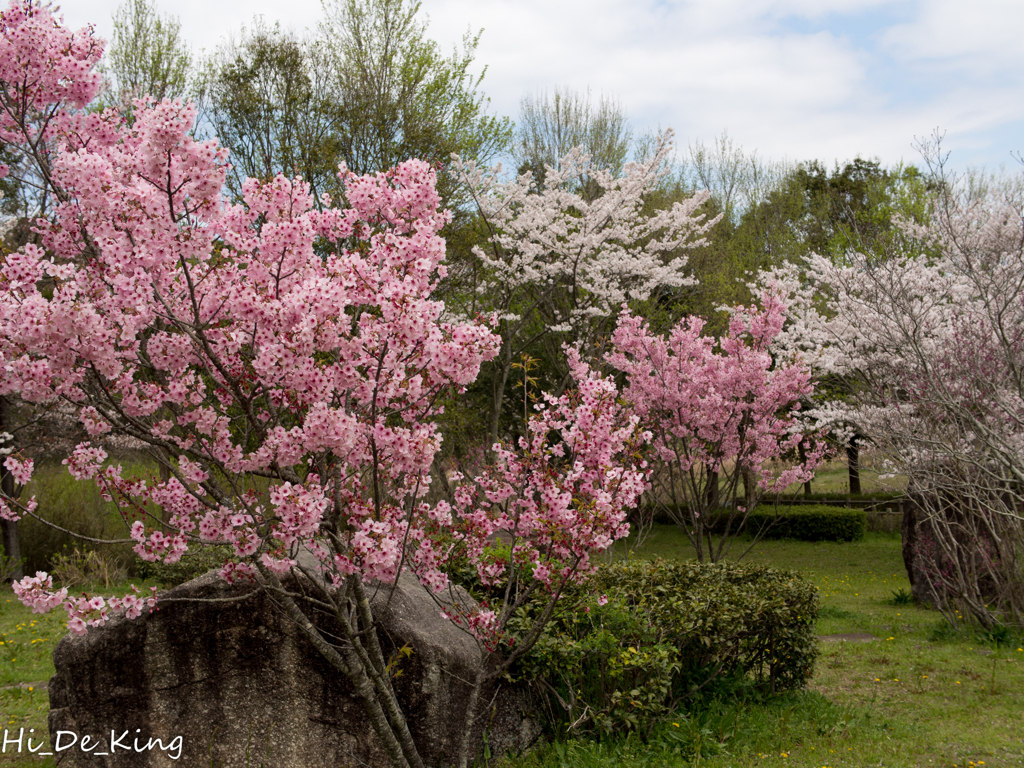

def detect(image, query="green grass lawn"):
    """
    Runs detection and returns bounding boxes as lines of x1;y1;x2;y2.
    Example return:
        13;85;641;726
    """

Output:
1;530;1022;767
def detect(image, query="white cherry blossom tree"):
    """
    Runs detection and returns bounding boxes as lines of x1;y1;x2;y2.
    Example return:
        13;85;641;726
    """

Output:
452;129;719;445
762;147;1024;628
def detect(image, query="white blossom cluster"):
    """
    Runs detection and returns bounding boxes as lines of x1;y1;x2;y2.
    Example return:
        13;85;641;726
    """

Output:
760;180;1024;502
452;129;718;346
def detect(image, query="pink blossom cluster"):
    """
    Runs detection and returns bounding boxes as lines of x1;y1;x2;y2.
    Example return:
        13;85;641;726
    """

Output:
428;354;649;643
607;291;826;503
2;455;31;485
0;453;35;520
56;586;158;635
15;575;156;638
130;520;188;564
0;0;102;156
62;444;108;480
12;572;67;613
441;605;500;652
106;586;159;621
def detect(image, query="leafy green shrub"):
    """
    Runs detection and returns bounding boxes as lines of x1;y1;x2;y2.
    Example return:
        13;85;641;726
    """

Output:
640;502;873;541
508;558;818;737
774;492;904;534
746;504;866;542
136;545;233;586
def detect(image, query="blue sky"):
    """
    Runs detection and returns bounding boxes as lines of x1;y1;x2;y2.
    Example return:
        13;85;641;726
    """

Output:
63;0;1024;174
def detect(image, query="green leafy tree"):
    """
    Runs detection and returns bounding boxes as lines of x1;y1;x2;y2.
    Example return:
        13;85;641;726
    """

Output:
106;0;192;103
200;0;510;209
774;157;934;264
683;154;934;328
200;22;340;201
322;0;509;191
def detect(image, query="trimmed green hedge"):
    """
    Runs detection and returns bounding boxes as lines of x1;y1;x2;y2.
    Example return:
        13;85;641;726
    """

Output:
509;558;818;736
748;504;866;542
642;503;867;542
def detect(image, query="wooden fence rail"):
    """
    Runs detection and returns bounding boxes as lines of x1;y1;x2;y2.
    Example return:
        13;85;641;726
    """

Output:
776;498;907;516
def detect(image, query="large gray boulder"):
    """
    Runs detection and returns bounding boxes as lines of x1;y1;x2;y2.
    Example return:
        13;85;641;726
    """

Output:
47;570;539;767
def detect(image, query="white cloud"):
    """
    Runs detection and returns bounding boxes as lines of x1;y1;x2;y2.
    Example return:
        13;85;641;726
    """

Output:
61;0;1024;170
881;0;1024;74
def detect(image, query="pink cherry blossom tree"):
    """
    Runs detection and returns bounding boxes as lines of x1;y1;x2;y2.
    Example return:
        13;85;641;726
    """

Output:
451;133;719;447
0;0;106;577
761;141;1024;628
0;4;649;766
605;290;828;562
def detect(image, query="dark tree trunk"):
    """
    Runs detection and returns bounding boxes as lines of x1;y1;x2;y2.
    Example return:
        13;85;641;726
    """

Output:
847;437;861;495
0;518;21;582
706;469;719;508
0;397;22;580
798;441;812;497
741;465;755;511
